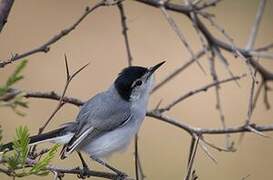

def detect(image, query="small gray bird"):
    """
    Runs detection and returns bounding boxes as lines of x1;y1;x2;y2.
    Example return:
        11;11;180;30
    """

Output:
1;61;165;175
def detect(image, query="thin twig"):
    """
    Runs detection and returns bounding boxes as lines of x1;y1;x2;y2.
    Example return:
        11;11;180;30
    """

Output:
200;136;236;152
134;135;145;180
147;111;273;135
135;0;273;80
0;1;104;68
160;1;206;74
245;0;267;50
198;137;218;164
208;51;230;149
263;82;271;109
29;56;88;155
47;165;120;179
38;55;89;134
253;80;264;109
245;71;257;125
1;88;84;106
213;46;240;87
159;74;245;112
117;1;133;66
255;43;273;52
184;135;199;180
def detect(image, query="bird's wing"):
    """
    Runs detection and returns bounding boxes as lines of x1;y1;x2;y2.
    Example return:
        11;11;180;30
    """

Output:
60;91;131;158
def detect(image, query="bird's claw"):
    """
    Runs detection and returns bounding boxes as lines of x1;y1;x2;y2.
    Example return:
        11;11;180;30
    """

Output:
76;166;91;179
115;171;127;180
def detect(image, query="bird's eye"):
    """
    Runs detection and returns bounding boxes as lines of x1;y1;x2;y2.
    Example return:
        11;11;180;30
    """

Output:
135;80;142;86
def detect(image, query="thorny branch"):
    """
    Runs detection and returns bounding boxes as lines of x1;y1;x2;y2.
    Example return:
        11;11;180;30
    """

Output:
117;1;133;66
0;0;122;68
38;55;89;135
30;55;89;158
1;0;273;179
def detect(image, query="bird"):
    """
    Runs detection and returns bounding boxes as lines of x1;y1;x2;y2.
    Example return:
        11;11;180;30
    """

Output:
1;61;165;175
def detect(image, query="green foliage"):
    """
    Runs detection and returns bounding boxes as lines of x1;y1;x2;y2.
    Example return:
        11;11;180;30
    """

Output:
0;60;28;116
6;126;30;171
29;144;60;176
1;126;60;177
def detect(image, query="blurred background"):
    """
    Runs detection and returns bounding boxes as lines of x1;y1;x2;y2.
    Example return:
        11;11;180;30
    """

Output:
0;0;273;179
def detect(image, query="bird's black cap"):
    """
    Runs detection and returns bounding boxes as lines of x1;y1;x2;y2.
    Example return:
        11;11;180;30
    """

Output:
114;61;165;101
115;66;148;101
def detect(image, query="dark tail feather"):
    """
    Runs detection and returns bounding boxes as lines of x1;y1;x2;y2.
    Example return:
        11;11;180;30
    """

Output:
0;127;65;151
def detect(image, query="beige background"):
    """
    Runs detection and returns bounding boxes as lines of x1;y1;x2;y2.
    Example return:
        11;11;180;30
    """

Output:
1;0;273;179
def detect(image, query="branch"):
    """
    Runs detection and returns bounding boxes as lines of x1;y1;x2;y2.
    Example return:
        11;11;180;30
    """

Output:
245;0;267;50
135;0;273;81
159;1;205;73
47;166;120;179
0;165;121;179
1;88;84;106
117;1;133;66
3;87;273;138
184;135;199;180
159;74;246;112
0;1;104;68
0;0;14;33
37;56;89;135
147;111;273;135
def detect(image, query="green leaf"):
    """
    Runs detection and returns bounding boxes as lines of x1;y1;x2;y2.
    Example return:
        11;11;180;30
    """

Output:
0;59;27;97
5;126;30;170
6;60;28;87
30;144;59;175
0;86;8;97
13;126;30;164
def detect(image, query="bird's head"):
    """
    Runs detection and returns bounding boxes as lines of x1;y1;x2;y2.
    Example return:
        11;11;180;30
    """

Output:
114;61;165;102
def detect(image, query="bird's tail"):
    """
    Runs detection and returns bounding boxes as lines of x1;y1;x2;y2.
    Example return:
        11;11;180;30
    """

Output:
0;127;74;151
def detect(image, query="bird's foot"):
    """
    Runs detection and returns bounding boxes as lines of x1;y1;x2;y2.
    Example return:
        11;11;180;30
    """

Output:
115;172;128;180
76;166;91;179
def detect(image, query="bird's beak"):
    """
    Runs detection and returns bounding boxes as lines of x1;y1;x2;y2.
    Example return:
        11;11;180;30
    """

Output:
146;61;165;79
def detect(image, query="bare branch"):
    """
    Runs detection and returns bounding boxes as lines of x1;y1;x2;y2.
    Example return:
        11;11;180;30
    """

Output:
1;88;84;107
135;0;273;81
198;137;218;164
200;136;236;152
47;166;120;179
117;1;133;66
0;1;104;68
245;0;267;50
245;72;257;125
263;82;271;109
213;45;240;87
159;74;245;112
160;1;205;73
37;56;89;135
134;135;145;180
184;135;199;180
147;112;273;135
255;43;273;52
